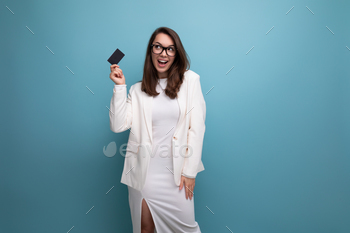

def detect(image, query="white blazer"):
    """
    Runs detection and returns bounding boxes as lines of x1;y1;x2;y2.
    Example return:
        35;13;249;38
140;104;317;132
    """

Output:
109;70;206;191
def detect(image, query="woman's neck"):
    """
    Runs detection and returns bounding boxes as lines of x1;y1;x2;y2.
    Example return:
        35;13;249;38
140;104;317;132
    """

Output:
158;72;168;79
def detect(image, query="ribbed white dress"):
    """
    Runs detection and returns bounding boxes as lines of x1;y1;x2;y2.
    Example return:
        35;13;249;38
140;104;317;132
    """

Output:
118;78;201;233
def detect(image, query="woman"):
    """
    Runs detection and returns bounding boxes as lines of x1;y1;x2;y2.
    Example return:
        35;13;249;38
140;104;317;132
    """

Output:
109;27;206;233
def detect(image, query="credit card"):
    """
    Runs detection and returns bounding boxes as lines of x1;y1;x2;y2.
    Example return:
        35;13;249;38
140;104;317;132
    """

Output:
107;48;125;65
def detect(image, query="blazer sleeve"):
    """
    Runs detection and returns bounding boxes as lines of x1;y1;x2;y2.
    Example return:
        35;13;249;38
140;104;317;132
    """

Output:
109;84;135;133
182;75;206;178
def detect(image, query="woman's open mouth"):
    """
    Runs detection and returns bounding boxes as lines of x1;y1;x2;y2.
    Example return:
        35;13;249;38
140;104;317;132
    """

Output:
158;60;168;67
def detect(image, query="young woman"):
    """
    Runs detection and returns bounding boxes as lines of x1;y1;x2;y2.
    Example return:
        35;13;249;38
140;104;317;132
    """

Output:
109;27;206;233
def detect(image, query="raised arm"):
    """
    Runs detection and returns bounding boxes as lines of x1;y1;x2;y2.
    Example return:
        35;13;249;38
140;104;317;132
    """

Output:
109;84;135;133
109;64;134;133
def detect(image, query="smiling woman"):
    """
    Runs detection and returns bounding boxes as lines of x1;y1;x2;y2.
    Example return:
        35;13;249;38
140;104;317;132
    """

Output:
151;42;176;71
151;35;176;77
141;27;191;99
109;26;206;233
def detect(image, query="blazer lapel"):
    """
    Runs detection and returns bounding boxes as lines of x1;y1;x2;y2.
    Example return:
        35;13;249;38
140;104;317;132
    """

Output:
174;82;186;136
142;92;153;143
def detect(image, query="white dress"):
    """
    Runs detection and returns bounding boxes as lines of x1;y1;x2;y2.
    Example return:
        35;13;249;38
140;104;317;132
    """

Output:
123;78;201;233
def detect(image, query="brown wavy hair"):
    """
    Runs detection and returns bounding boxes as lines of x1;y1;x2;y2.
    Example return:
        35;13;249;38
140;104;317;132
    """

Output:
141;27;190;99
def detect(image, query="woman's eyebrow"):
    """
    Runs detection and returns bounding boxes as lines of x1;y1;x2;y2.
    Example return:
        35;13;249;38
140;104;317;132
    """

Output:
154;42;175;47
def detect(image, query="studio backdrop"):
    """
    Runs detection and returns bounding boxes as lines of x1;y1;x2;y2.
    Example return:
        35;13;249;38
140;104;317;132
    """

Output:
1;0;349;232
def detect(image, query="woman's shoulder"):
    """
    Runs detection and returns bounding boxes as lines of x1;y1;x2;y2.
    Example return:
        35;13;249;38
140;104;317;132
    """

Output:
184;70;200;85
127;81;142;94
184;69;200;79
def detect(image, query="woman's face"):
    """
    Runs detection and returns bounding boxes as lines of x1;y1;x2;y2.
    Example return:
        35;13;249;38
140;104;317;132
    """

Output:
151;33;176;79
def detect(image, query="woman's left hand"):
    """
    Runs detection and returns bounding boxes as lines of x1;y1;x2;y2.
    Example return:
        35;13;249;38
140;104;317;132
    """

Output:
179;175;195;200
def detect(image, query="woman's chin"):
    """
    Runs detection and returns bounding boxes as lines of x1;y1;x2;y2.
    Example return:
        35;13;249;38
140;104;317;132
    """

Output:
156;68;168;76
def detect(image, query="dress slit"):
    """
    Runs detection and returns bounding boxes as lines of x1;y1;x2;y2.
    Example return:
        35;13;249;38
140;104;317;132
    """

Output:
140;197;158;233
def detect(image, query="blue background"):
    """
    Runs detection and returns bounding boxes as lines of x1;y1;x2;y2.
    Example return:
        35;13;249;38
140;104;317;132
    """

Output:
1;0;349;232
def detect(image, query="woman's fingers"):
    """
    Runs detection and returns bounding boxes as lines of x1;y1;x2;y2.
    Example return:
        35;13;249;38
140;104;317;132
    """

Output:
182;177;195;200
109;65;125;85
186;185;193;200
110;64;120;72
113;68;123;78
115;70;119;77
189;185;194;200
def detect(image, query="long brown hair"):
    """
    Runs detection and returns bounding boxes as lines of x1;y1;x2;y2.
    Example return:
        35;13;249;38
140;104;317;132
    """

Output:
141;27;190;99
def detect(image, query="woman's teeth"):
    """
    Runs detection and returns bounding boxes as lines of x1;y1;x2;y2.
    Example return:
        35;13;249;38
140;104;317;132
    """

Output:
158;60;168;64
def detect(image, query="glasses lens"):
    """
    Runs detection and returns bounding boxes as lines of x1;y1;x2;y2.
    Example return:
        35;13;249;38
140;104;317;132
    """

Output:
152;45;162;54
167;47;176;56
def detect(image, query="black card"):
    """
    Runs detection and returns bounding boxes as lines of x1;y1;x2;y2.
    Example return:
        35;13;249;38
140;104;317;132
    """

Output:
107;48;125;65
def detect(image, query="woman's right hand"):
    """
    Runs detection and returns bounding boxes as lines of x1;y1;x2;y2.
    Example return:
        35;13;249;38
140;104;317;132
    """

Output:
110;64;126;85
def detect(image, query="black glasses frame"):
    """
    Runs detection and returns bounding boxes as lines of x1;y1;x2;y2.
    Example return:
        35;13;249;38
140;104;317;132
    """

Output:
151;44;177;57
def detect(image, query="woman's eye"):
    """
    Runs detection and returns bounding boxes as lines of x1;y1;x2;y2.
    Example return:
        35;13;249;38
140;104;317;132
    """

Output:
168;47;174;51
155;45;161;49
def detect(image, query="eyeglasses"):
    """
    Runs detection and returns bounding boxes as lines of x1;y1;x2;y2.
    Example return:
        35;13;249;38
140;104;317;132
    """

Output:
151;44;177;57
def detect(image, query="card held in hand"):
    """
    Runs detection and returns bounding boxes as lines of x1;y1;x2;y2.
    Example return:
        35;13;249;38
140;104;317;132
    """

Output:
108;48;125;65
